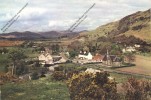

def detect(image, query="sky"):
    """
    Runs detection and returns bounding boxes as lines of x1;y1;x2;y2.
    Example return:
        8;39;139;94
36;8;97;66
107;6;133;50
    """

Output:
0;0;150;33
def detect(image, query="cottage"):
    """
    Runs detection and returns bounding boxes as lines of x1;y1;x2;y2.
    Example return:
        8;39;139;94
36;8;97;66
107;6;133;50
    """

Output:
45;53;53;64
53;53;68;64
92;54;103;62
38;53;54;65
39;54;45;61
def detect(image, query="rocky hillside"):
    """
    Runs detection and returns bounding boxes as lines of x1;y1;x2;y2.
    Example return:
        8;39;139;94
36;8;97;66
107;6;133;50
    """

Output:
79;8;151;43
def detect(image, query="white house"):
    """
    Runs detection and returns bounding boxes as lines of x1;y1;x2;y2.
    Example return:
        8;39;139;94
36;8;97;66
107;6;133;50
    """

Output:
87;52;93;60
134;44;140;48
85;68;101;74
122;46;136;53
78;52;93;60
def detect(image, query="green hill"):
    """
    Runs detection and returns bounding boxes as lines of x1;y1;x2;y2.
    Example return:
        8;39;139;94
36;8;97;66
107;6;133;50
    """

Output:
79;8;151;43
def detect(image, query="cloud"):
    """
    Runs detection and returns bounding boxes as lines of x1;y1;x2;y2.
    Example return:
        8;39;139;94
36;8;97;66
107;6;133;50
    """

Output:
0;0;150;33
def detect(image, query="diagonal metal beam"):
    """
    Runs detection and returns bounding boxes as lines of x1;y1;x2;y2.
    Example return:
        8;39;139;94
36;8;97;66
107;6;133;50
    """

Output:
68;3;95;32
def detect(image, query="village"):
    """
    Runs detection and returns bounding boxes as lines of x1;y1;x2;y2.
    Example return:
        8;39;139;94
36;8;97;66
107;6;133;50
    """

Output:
38;44;139;68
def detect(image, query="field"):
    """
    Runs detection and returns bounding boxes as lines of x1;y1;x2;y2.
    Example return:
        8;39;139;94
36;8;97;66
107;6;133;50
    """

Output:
116;55;151;75
1;77;70;100
0;40;24;47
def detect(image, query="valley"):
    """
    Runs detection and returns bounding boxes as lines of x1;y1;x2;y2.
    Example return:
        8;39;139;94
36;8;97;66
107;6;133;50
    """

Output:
0;8;151;100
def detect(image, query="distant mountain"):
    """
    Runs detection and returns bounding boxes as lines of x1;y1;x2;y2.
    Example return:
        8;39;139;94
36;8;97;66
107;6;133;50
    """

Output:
78;8;151;43
38;31;63;38
0;30;80;40
0;31;45;40
38;31;79;38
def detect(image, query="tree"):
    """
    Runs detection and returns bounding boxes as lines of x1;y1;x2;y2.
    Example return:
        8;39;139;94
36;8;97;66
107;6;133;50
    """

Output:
124;52;135;64
51;44;60;54
110;44;122;55
8;48;27;75
4;65;9;73
68;41;83;52
69;50;78;58
15;61;28;75
0;48;8;54
31;72;39;80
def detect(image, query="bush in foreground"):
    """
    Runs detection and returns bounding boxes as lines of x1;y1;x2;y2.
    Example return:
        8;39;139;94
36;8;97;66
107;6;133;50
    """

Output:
67;71;118;100
122;77;151;100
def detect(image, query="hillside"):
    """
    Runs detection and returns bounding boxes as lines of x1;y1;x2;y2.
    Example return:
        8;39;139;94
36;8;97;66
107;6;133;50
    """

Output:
79;8;151;43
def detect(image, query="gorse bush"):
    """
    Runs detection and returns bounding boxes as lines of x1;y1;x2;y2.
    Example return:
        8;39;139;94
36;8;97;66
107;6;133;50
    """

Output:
67;71;118;100
52;65;87;81
122;77;151;100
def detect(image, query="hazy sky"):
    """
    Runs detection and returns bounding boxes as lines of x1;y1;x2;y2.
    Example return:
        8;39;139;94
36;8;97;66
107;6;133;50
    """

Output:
0;0;150;33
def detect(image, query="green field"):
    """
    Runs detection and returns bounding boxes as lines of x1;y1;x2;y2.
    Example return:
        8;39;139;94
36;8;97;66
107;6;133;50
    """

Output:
1;78;70;100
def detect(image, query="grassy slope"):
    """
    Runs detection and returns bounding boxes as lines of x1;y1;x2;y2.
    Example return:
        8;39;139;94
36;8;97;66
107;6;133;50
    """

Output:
123;9;151;42
1;78;70;100
80;21;118;41
79;9;151;42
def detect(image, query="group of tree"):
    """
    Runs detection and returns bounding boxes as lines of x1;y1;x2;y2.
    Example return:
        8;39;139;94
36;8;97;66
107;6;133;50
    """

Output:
20;41;34;48
0;48;8;54
51;44;60;54
8;48;27;75
123;52;135;64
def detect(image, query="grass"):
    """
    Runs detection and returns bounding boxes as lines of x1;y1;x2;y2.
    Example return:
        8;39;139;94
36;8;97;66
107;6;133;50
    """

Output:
23;47;39;58
109;72;151;83
1;77;70;100
116;55;151;76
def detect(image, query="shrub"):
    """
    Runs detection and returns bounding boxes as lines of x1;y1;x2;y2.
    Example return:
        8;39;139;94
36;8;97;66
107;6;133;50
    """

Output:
51;71;66;81
54;66;64;71
67;71;118;100
31;72;39;80
122;77;151;100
